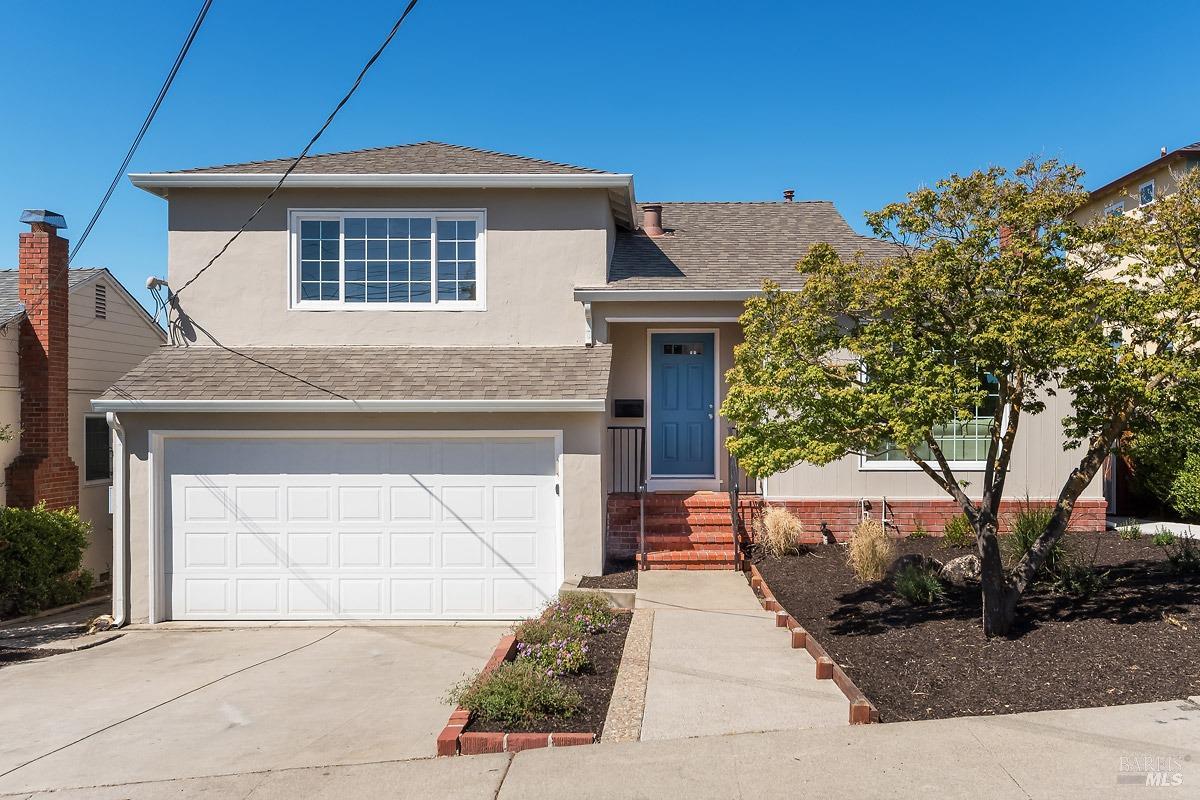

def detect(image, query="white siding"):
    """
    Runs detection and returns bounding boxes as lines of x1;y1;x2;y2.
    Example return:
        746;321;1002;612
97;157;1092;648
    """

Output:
67;276;165;577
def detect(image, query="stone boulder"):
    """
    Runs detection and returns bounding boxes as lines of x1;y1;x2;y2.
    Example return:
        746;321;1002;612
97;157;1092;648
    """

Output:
939;554;982;587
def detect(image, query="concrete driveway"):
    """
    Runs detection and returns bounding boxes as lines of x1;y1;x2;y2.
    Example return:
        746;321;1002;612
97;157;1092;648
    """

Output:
0;624;505;795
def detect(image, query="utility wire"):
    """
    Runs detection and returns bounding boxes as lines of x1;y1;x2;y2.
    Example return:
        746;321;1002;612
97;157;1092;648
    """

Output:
172;0;422;298
69;0;213;264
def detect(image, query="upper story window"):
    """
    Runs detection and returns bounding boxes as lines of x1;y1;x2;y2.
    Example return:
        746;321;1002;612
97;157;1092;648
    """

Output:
290;210;485;310
1139;180;1156;206
1104;200;1125;217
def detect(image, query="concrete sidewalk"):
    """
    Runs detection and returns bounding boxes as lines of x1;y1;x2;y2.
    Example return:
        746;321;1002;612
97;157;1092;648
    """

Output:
11;699;1198;798
635;571;847;740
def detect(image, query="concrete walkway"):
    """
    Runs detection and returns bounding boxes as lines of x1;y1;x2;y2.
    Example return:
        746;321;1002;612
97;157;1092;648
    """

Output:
635;571;847;740
10;699;1197;798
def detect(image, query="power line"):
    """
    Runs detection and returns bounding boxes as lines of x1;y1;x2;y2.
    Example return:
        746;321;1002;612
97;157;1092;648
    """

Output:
69;0;213;264
172;0;422;299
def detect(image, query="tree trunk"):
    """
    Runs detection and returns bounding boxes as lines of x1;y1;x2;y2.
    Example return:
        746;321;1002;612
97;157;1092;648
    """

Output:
976;516;1017;636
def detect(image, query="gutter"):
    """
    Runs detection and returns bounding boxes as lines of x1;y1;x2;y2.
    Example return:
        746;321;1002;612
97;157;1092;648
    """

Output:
106;412;128;628
129;172;635;194
573;288;761;303
91;398;607;413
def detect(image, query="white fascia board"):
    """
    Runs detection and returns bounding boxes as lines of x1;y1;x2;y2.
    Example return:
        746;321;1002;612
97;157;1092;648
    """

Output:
90;398;606;413
129;172;635;195
573;288;761;302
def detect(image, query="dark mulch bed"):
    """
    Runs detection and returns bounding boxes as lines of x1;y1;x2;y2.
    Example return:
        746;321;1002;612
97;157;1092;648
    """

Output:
755;533;1200;722
0;648;62;669
468;611;632;737
578;559;639;590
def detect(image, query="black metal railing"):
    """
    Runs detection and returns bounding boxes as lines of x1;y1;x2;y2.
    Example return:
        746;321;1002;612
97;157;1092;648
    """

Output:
727;426;760;570
608;425;646;494
608;425;648;568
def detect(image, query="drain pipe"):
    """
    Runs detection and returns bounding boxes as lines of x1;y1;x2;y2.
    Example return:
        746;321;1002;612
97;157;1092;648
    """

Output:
107;412;128;627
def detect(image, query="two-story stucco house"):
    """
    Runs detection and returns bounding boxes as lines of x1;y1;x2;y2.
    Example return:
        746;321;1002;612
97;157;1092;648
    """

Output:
95;142;1105;625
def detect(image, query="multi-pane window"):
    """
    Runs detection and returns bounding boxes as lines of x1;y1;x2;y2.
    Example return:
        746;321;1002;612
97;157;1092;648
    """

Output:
293;212;482;308
1104;201;1125;217
436;220;477;301
866;374;1001;466
1139;180;1155;206
299;220;341;301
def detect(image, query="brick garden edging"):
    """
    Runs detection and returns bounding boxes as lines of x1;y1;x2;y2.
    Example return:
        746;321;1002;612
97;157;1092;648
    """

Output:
746;562;881;725
436;633;597;756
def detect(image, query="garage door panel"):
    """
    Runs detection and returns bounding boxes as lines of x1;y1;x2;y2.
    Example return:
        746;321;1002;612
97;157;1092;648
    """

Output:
165;436;560;620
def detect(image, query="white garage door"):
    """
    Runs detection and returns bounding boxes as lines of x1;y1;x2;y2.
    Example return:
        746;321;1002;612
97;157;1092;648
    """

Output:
163;435;561;621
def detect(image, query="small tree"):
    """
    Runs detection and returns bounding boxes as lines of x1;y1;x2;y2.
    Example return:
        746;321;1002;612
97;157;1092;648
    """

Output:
723;159;1200;636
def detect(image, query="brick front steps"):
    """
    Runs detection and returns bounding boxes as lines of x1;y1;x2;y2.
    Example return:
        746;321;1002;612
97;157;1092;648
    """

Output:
745;562;880;725
607;492;761;570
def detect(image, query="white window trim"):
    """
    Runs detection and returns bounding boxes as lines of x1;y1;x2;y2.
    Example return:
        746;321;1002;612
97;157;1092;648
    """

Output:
1104;200;1125;217
83;413;113;486
1139;179;1156;206
287;208;487;312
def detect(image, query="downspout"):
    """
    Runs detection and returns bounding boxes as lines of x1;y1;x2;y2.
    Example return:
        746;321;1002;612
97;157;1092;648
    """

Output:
106;412;128;627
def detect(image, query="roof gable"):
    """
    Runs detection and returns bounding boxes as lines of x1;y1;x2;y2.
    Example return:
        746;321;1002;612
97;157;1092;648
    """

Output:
0;267;165;339
168;141;616;176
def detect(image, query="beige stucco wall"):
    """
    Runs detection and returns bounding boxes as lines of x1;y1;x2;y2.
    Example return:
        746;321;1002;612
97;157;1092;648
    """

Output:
114;411;604;623
600;318;744;489
766;384;1103;501
165;187;611;347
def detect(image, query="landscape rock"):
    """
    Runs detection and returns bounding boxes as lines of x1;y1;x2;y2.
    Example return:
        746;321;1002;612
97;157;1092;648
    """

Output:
939;554;982;587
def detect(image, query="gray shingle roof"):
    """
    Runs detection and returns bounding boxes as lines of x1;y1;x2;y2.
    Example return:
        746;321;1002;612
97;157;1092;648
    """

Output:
597;202;897;290
101;345;612;402
171;141;615;176
0;267;109;323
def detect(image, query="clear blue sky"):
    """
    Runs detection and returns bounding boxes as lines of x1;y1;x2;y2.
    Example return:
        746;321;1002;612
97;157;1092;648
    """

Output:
2;0;1197;312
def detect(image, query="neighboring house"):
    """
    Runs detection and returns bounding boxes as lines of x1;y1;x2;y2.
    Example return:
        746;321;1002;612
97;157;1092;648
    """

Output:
95;142;1105;624
1074;141;1200;222
2;210;166;580
1071;141;1200;514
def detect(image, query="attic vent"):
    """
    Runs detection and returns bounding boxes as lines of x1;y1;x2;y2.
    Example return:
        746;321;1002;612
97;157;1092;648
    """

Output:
94;283;107;319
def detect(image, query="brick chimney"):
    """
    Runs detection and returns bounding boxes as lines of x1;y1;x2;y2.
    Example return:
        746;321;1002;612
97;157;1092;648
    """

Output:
5;210;79;510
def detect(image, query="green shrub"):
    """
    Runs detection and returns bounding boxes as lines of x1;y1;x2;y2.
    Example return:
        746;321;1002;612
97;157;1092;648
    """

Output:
1001;503;1062;576
545;591;614;634
1118;525;1142;541
446;660;580;724
1151;530;1176;547
1155;534;1200;574
515;636;589;676
0;504;93;617
941;514;974;548
1051;562;1111;598
893;564;945;605
1169;453;1200;522
512;614;576;646
908;521;930;540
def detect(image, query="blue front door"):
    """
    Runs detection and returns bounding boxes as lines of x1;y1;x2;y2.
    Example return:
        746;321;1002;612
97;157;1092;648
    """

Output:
650;332;716;477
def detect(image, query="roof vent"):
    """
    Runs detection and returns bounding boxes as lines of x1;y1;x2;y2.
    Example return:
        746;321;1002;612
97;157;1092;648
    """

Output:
641;204;664;237
1161;146;1168;157
783;189;795;202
